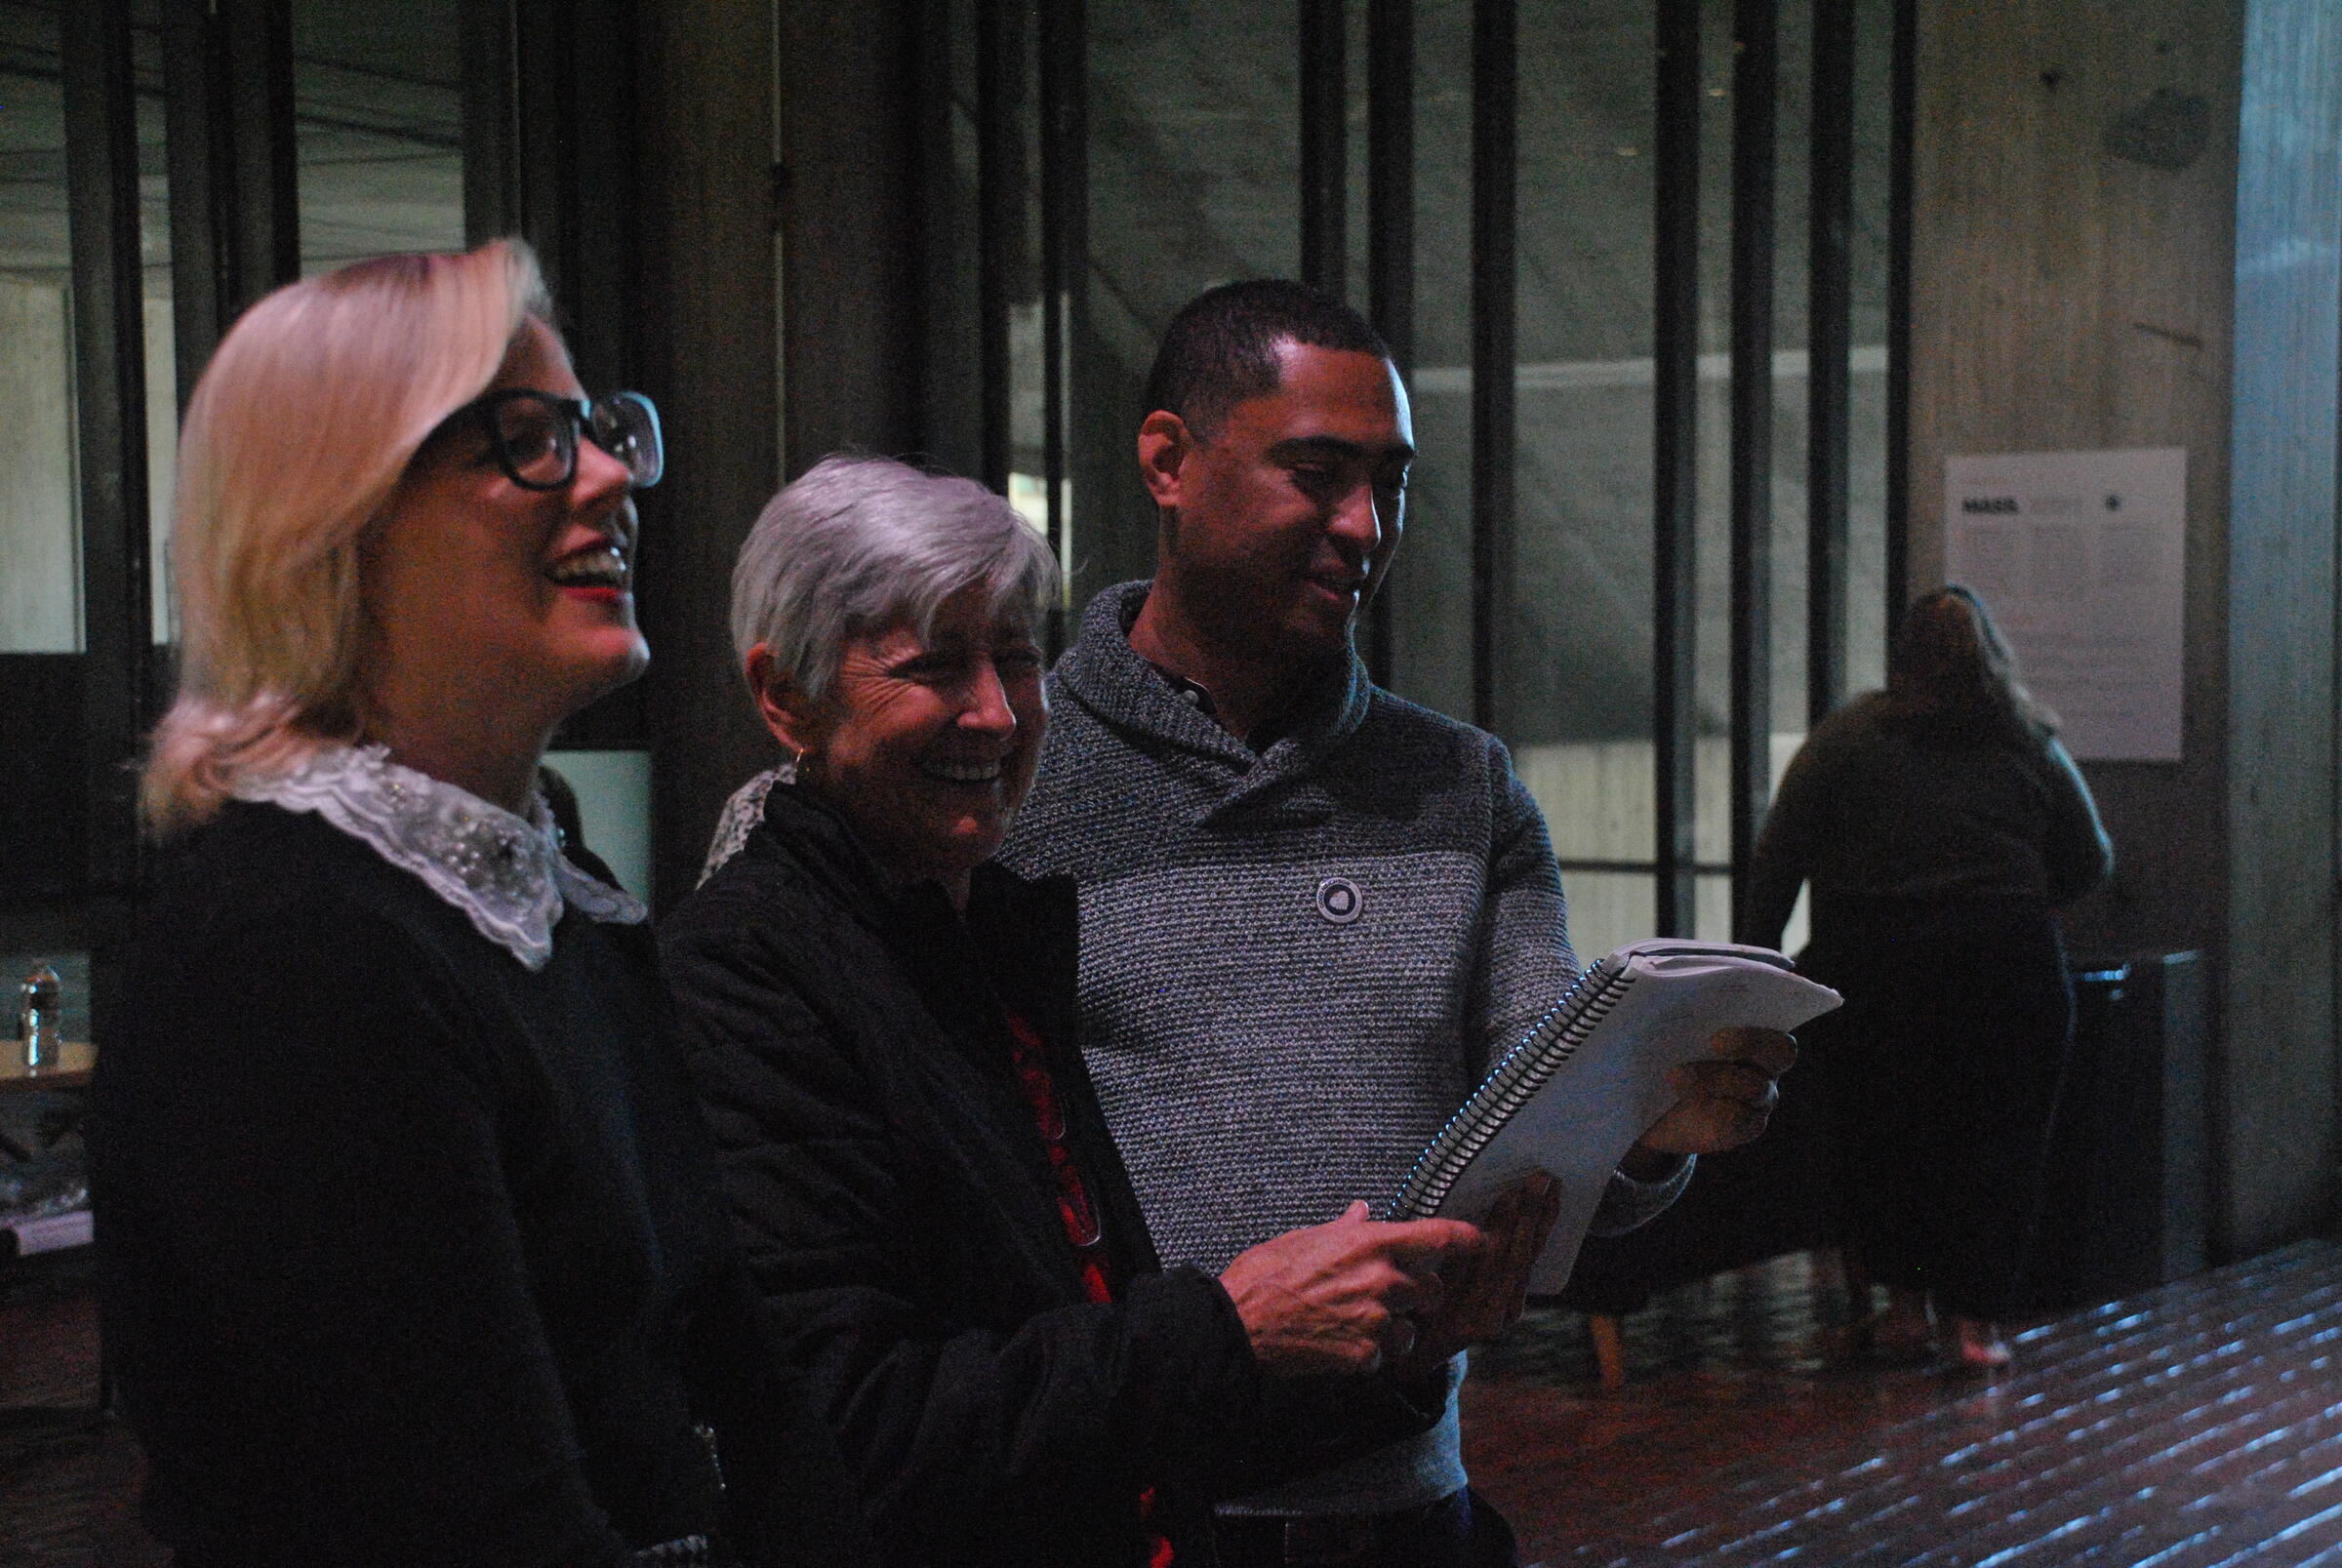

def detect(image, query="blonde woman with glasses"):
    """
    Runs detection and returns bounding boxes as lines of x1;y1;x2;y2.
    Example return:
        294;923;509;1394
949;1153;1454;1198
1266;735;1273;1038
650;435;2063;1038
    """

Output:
92;241;868;1567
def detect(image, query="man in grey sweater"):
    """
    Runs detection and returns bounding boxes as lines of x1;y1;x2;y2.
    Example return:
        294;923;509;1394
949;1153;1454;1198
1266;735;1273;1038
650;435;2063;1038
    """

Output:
998;280;1795;1566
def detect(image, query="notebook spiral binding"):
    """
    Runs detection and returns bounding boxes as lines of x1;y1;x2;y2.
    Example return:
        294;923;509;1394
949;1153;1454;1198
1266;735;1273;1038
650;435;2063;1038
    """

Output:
1385;953;1644;1221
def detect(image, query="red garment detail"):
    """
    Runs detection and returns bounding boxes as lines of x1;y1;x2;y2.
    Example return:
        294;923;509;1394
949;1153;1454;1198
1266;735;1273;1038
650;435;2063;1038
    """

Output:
1141;1488;1175;1568
1001;1012;1173;1563
1002;1011;1114;1302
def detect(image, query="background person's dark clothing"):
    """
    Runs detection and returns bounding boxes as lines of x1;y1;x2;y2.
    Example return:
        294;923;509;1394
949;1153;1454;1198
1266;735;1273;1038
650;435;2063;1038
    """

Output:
92;800;866;1568
1797;902;2075;1317
1215;1486;1518;1568
661;785;1442;1568
1745;692;2111;940
1748;695;2113;1320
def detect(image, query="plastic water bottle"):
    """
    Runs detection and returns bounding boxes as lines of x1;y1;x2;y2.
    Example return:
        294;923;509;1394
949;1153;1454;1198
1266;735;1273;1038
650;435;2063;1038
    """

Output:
18;963;59;1071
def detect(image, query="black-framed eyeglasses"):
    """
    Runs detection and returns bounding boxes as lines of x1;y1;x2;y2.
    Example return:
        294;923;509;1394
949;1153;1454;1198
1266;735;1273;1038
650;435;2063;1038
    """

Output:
447;388;665;492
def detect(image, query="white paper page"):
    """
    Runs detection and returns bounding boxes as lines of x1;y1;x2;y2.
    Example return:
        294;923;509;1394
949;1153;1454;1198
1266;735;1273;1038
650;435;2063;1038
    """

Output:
1425;945;1839;1294
1944;447;2187;761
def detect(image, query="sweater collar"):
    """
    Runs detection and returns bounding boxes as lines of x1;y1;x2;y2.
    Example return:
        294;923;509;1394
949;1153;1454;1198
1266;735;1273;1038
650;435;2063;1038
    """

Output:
231;743;645;970
1054;580;1374;812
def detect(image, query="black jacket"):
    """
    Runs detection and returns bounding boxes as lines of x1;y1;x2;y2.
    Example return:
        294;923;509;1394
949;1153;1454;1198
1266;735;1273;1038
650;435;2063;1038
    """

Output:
662;787;1438;1566
93;800;868;1567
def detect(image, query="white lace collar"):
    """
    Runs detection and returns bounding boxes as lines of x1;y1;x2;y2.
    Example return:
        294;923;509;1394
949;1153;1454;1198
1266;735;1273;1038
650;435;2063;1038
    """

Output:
232;744;646;970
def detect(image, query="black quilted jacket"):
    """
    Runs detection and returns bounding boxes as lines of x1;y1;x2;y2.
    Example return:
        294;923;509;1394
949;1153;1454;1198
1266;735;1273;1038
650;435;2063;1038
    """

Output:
663;784;1293;1567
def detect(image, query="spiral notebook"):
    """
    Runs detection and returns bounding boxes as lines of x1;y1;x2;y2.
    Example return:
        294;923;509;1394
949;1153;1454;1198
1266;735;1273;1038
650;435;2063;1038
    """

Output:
1384;939;1842;1293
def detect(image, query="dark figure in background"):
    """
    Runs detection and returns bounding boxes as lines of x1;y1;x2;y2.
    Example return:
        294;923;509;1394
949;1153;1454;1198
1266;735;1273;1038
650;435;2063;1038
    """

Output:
1747;585;2113;1370
93;241;866;1566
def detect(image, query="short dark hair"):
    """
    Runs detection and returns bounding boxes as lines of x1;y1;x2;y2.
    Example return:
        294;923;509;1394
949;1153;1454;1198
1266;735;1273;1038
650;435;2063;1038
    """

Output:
1144;279;1392;438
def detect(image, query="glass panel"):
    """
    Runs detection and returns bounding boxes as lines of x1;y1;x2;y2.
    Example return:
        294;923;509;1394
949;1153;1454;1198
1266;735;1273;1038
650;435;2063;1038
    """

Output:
0;0;84;1037
916;0;985;484
0;3;77;656
1695;868;1732;948
1561;871;1657;969
1772;0;1818;752
290;1;464;271
1505;3;1664;951
133;15;175;646
1847;0;1893;697
1708;0;1896;955
1754;0;1892;956
1076;0;1302;612
1344;0;1370;309
1002;12;1048;544
1689;0;1738;944
1383;0;1473;723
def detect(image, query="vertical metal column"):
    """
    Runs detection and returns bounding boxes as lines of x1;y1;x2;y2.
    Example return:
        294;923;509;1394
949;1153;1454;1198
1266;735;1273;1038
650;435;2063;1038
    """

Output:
1727;0;1777;940
163;0;229;413
1039;0;1087;648
461;0;522;243
1652;0;1700;939
1806;0;1853;724
530;0;638;397
1884;0;1916;636
908;0;963;474
1364;0;1413;690
222;0;299;303
975;0;1018;498
61;0;151;1047
1470;0;1516;736
1299;0;1347;295
515;0;578;304
163;0;302;406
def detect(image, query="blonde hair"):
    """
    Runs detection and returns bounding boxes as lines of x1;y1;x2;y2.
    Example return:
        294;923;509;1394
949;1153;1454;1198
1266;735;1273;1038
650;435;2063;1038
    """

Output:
1883;584;2057;746
142;240;551;834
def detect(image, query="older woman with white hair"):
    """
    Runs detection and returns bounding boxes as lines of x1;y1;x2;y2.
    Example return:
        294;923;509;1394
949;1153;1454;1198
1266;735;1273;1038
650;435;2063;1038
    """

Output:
664;455;1493;1568
92;241;866;1567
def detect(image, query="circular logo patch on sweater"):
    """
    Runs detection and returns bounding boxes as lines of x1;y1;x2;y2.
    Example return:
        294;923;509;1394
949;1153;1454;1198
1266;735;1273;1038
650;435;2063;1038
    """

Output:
1314;876;1364;925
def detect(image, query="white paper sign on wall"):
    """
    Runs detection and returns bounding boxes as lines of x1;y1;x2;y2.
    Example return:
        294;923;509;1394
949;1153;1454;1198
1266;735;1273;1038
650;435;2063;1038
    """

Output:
1943;448;2186;762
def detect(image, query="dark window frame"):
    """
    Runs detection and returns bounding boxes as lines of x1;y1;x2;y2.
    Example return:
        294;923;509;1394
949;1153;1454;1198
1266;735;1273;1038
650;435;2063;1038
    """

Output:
940;0;1910;942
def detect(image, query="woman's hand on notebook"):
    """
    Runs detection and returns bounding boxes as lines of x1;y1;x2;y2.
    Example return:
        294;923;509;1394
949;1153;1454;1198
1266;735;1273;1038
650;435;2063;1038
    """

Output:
1629;1025;1799;1162
1396;1172;1563;1369
1219;1201;1481;1375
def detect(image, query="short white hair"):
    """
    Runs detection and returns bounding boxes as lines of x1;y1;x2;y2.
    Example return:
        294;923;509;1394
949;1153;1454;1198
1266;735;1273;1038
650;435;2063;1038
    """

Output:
731;455;1058;700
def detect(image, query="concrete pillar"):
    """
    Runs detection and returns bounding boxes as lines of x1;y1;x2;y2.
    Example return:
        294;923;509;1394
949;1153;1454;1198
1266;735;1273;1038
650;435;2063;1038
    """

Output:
2222;0;2342;1256
1909;0;2342;1256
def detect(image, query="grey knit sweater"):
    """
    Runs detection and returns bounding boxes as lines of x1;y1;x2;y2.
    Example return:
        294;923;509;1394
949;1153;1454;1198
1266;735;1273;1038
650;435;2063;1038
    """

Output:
998;581;1680;1517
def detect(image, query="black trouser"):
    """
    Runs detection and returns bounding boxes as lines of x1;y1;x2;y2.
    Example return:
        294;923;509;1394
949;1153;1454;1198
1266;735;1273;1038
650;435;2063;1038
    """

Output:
1213;1488;1518;1568
1802;900;2074;1321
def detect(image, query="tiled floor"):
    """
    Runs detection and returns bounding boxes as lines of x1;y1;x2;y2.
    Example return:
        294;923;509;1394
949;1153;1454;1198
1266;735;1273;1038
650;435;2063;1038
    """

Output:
1466;1241;2342;1567
7;1240;2342;1565
0;1249;156;1568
